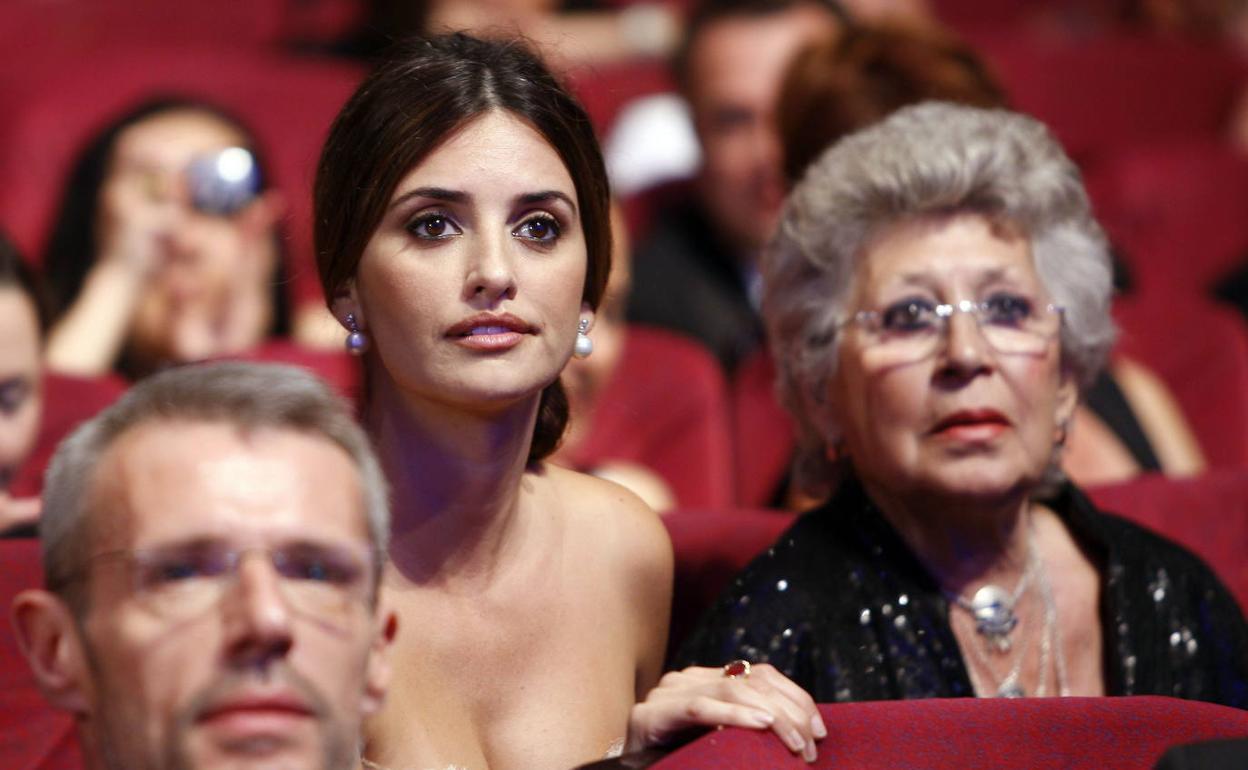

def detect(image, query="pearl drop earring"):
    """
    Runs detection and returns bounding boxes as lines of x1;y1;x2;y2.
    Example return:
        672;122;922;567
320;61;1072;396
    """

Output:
573;318;593;359
344;313;370;356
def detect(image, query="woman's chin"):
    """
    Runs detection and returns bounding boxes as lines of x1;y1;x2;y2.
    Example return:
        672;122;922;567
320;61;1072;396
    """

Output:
908;456;1039;504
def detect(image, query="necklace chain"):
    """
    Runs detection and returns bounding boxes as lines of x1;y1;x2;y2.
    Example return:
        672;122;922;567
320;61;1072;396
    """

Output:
946;511;1070;698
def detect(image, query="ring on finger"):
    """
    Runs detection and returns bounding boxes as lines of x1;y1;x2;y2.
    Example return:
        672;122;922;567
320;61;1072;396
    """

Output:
723;659;751;679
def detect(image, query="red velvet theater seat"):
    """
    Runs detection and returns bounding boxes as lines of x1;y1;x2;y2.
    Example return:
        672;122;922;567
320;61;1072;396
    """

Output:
663;508;795;655
731;345;794;508
564;326;735;510
0;540;84;770
962;31;1246;165
10;373;129;499
1084;139;1248;298
225;341;362;406
1112;296;1248;470
649;696;1248;769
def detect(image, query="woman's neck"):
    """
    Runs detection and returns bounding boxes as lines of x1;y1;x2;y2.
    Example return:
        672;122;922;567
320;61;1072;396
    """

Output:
366;372;542;586
857;473;1034;596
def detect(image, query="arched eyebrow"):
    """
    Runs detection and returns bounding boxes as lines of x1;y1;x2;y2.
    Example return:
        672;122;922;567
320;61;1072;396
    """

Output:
389;187;467;210
516;190;577;215
387;187;577;216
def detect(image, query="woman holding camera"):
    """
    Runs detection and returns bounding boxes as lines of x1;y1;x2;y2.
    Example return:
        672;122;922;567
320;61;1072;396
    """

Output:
42;98;287;379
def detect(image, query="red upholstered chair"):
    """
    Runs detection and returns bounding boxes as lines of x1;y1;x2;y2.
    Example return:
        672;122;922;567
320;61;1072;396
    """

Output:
563;59;677;138
0;0;286;53
226;341;362;406
962;31;1246;164
0;540;84;770
10;373;129;499
1088;470;1248;614
1084;139;1248;297
731;346;795;508
1112;296;1248;470
647;696;1248;769
663;508;796;656
0;45;363;307
563;326;735;510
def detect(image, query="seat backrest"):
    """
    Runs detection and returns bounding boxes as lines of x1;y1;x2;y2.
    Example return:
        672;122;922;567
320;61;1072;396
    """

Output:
1088;470;1248;613
1112;295;1248;469
1084;139;1248;296
0;540;84;770
564;59;677;138
730;346;795;508
653;696;1248;769
565;326;735;509
963;31;1246;164
663;508;796;657
225;341;362;407
11;373;129;499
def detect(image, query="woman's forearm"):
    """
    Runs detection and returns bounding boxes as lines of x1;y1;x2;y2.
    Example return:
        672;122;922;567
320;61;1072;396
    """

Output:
44;260;144;376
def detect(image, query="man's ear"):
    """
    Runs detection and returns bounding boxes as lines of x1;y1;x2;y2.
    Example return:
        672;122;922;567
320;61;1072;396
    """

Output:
11;590;93;715
361;605;397;716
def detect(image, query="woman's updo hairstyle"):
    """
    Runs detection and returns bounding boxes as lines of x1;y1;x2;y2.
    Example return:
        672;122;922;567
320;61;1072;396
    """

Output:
315;33;613;462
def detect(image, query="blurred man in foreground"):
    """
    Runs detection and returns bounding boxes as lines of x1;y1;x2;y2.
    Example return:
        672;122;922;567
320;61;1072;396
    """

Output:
12;361;395;770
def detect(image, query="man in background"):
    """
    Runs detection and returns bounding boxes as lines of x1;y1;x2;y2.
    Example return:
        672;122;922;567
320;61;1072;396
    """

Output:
628;0;846;373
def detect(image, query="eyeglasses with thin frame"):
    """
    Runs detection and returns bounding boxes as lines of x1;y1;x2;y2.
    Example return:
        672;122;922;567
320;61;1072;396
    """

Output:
838;292;1064;365
64;541;378;624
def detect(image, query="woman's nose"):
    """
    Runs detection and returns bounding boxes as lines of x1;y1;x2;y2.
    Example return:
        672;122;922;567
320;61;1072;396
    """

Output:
938;310;994;378
465;233;517;303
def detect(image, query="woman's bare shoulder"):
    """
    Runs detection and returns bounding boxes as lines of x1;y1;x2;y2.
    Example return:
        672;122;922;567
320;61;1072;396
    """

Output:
541;463;673;576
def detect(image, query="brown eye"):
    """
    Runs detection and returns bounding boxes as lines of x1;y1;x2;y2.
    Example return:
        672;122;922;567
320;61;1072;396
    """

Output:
513;215;560;243
407;214;460;239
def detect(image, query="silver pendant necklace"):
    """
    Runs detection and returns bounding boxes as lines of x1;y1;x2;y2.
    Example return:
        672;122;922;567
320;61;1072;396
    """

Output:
952;513;1072;699
946;529;1038;653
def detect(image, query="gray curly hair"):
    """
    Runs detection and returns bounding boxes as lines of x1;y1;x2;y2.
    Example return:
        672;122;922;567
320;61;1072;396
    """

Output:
762;101;1116;497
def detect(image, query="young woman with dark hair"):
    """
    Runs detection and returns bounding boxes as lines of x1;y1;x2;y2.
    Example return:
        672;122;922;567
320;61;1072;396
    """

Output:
316;34;824;769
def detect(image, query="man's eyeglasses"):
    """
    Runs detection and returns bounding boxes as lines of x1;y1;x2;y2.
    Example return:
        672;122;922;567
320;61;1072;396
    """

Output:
69;542;377;623
839;293;1064;365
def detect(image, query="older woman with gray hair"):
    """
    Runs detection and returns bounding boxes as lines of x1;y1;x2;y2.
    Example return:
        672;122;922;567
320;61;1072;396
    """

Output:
675;102;1247;706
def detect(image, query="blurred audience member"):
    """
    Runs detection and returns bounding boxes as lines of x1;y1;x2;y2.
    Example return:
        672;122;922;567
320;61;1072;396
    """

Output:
12;361;395;770
775;22;1206;488
0;232;44;536
42;98;289;380
627;0;845;374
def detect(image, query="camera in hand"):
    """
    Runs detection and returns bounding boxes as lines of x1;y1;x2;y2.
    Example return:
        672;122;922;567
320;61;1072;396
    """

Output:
186;147;260;216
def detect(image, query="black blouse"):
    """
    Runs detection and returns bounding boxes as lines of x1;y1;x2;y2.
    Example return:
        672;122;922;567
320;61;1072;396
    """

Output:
674;476;1248;709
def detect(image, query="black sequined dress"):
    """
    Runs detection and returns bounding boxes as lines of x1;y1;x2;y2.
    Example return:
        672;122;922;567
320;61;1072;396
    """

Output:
674;476;1248;708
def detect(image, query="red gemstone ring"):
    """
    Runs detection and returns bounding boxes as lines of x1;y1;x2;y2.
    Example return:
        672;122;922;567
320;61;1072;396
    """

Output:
723;659;751;679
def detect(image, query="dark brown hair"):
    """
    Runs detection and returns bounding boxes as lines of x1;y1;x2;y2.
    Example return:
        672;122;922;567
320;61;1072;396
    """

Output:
0;230;48;333
314;33;612;462
778;22;1006;184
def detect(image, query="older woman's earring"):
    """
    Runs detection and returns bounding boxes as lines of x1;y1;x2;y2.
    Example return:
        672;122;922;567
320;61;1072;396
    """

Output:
345;313;369;356
574;318;593;359
1055;420;1070;448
